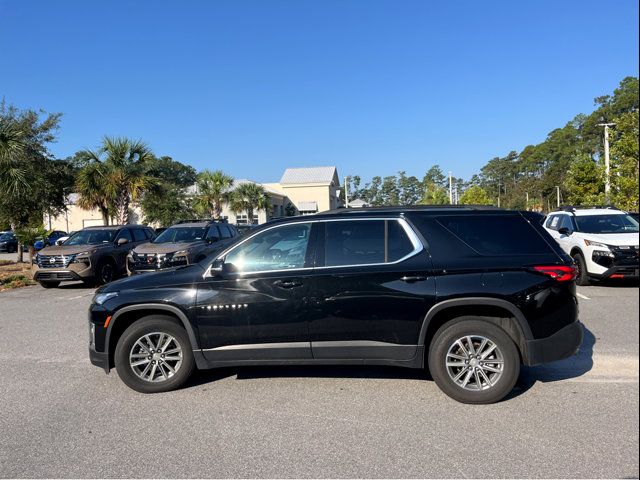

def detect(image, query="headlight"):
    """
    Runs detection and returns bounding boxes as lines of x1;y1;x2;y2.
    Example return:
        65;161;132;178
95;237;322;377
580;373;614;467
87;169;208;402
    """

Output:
93;291;118;305
584;239;609;249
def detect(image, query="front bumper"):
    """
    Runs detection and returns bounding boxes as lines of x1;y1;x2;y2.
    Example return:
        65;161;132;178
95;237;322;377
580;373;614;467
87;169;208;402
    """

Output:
89;345;110;373
591;264;639;279
33;269;87;282
524;320;584;366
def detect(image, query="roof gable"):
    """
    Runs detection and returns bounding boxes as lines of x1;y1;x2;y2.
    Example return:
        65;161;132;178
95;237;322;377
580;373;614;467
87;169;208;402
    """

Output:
280;166;338;185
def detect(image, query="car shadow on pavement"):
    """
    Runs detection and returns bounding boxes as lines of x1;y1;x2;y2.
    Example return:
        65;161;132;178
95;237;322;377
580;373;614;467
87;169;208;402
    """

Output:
592;277;640;288
185;364;430;390
509;324;596;399
184;325;596;400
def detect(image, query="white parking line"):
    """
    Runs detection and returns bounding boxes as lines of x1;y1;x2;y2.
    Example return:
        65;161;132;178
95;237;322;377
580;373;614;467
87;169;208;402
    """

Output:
577;292;591;300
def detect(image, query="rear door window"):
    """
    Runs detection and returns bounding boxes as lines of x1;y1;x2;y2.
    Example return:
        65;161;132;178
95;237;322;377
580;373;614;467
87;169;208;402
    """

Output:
324;219;417;266
218;225;232;239
436;215;552;256
132;228;147;242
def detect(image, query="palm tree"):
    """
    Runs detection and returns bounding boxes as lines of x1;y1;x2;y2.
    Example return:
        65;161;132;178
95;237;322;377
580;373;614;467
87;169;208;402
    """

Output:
193;170;234;219
75;161;113;225
0;121;26;194
230;182;271;225
78;137;154;225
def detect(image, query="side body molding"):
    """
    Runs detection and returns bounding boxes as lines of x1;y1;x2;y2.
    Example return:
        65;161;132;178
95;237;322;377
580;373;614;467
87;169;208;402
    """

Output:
105;303;205;368
418;296;534;349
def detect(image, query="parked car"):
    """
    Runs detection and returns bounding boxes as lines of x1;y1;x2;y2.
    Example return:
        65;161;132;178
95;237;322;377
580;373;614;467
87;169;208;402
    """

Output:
127;220;239;275
544;206;639;285
0;231;18;253
55;231;77;246
33;231;68;250
32;225;154;288
89;206;582;404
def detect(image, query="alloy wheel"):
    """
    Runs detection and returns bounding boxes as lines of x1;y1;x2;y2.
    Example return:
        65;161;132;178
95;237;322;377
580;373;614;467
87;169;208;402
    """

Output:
129;332;183;383
446;335;504;391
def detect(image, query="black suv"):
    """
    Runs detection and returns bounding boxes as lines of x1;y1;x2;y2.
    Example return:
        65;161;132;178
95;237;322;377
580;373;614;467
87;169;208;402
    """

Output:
126;220;238;275
89;207;582;404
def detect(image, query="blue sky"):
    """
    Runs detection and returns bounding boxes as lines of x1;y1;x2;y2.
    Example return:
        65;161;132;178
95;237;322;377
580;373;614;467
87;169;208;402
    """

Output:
1;0;638;183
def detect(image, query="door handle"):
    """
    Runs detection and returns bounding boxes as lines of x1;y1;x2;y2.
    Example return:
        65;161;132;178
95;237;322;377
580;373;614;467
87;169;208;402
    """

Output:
274;280;303;289
400;275;427;283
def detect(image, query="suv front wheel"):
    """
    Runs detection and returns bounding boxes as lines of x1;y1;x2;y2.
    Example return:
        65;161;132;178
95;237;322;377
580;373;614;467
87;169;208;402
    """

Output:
428;317;520;404
114;316;195;393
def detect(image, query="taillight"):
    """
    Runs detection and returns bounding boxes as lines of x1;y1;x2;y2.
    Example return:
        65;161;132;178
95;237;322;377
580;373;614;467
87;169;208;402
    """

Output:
532;265;577;282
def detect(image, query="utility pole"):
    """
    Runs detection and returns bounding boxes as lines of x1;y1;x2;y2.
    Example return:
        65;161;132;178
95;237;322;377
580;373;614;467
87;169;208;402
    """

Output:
597;123;615;204
556;186;561;208
526;192;529;208
344;176;350;208
448;171;453;204
497;183;501;208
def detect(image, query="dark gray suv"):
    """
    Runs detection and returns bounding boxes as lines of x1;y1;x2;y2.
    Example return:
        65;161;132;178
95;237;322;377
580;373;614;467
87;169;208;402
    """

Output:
126;220;238;275
32;225;154;287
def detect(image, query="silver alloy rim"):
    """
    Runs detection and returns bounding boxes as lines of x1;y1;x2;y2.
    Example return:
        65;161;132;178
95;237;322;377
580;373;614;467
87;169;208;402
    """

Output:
129;332;183;383
446;335;504;391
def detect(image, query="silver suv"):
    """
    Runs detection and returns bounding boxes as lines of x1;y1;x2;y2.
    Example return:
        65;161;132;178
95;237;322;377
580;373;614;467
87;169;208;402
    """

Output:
127;220;239;274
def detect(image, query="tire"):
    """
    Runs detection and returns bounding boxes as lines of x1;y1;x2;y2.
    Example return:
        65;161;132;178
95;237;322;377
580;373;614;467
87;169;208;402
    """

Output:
572;252;590;286
114;315;195;393
428;317;520;404
95;258;117;285
39;280;60;288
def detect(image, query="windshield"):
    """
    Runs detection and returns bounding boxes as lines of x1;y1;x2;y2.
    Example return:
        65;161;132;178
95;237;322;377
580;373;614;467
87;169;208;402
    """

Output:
153;226;206;244
0;233;14;240
575;214;639;234
65;229;117;245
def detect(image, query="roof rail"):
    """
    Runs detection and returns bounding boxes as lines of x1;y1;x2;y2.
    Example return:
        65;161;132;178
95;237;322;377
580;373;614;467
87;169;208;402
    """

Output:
174;218;228;224
557;205;617;213
324;205;504;215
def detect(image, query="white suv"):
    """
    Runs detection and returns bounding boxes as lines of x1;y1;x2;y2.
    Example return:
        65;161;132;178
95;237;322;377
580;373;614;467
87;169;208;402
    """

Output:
543;207;639;285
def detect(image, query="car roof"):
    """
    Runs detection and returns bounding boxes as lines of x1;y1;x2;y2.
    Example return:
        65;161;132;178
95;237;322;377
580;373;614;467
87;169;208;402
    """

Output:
168;222;211;228
83;224;146;230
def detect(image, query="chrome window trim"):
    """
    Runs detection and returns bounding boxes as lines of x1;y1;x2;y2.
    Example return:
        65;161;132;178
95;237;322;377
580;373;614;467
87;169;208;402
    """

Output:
203;217;424;278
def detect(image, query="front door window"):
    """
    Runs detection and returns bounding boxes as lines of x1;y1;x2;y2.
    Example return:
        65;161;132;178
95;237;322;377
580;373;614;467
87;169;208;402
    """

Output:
224;223;312;273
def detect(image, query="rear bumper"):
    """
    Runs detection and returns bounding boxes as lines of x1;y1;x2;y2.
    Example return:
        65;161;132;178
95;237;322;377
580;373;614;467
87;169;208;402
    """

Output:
524;320;584;366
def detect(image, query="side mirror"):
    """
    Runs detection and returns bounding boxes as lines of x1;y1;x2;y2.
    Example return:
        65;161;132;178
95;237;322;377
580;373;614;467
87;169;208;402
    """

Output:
117;238;129;245
56;239;64;246
558;227;571;236
207;236;220;244
207;258;225;276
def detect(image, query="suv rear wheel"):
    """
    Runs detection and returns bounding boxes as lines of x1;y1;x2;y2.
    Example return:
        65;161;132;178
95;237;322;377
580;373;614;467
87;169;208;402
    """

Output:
114;316;194;393
428;317;520;404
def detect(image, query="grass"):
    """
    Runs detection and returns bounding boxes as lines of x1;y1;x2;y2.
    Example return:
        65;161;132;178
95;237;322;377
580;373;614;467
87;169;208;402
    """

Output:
0;261;35;291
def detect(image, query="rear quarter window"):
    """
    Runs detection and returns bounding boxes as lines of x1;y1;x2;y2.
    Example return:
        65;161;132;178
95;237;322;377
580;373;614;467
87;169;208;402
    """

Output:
435;215;553;256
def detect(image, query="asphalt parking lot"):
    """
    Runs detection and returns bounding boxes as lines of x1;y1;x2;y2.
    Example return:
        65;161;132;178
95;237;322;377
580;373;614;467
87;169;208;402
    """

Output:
0;265;638;478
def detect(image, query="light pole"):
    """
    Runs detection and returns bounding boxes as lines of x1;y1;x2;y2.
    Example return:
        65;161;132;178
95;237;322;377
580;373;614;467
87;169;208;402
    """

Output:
344;176;350;208
556;186;561;208
597;123;615;203
448;171;453;204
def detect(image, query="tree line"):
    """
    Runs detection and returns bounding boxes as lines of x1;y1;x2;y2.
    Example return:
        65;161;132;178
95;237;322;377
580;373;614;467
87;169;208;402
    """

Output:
349;76;639;212
0;101;271;257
